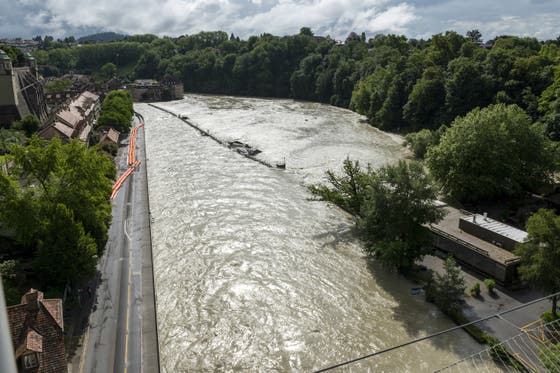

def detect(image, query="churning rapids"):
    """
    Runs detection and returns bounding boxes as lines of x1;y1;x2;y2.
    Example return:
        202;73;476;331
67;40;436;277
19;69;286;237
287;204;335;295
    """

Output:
138;95;483;372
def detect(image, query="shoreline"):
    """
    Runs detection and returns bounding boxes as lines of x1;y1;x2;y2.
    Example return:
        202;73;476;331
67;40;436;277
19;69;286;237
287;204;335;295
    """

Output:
134;111;161;373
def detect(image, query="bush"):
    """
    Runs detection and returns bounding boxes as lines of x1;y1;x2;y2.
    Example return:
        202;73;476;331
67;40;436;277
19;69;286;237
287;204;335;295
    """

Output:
470;282;481;297
484;278;496;293
100;143;118;157
542;310;560;322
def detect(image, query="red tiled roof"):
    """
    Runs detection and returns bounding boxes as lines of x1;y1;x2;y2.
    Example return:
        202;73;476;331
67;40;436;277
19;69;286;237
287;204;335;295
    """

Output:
7;289;67;373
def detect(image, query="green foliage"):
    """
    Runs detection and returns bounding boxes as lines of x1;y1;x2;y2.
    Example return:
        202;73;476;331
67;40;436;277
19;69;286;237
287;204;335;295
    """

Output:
542;310;560;322
427;104;557;202
32;31;559;134
0;45;26;66
539;343;560;372
404;127;443;159
134;50;161;79
308;158;369;215
44;79;73;94
310;159;443;272
484;278;496;293
35;203;97;288
430;257;466;312
12;115;40;137
403;67;446;129
0;137;115;289
470;281;481;297
515;209;560;315
0;129;25;154
97;90;133;132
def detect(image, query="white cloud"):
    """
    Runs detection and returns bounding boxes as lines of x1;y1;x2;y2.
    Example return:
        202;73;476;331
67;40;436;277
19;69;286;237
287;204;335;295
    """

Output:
0;0;417;39
0;0;558;40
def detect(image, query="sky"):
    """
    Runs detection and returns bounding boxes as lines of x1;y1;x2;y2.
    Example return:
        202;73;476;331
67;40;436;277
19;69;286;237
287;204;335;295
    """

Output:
0;0;558;41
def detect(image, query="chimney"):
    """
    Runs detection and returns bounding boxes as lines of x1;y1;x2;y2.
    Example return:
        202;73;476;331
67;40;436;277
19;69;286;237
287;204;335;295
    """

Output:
24;290;40;311
483;212;488;221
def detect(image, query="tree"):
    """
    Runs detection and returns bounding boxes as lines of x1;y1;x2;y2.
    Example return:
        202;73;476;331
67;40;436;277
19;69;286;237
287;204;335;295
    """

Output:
515;209;560;315
12;115;40;137
99;62;117;81
427;104;557;201
359;161;444;272
134;50;161;79
466;29;483;45
404;127;443;159
7;136;115;251
310;159;443;272
430;257;466;312
35;203;97;288
403;66;446;129
308;158;369;215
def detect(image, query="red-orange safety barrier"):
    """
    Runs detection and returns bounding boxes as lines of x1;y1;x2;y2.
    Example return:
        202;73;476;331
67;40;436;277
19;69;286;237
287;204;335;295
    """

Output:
111;120;146;200
110;161;141;200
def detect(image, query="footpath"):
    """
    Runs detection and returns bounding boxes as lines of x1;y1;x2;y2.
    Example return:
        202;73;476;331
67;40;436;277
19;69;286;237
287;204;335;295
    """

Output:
422;255;550;370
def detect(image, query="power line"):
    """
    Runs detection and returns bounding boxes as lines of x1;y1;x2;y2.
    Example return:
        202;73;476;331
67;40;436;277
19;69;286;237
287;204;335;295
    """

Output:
313;291;560;372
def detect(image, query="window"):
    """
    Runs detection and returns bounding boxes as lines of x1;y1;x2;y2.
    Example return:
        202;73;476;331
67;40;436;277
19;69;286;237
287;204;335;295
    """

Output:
23;353;38;369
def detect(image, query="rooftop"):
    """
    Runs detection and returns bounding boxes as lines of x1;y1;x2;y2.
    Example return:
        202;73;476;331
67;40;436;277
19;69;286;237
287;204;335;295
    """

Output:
461;214;528;243
430;207;520;265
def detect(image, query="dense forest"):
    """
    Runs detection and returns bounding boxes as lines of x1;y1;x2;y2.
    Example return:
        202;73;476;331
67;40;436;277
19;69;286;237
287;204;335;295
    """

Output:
31;29;560;138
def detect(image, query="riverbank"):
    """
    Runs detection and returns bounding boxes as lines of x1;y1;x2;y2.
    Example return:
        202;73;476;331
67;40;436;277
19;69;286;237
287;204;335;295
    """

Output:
135;114;161;373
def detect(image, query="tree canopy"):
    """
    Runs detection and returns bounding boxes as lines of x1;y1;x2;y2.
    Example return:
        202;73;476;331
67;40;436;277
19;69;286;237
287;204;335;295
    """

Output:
31;30;559;136
310;159;443;272
0;137;115;288
515;209;560;315
426;104;557;201
97;90;134;133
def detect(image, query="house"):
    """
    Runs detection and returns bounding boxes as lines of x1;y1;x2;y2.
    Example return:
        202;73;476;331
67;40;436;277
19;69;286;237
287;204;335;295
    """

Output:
38;91;100;143
6;289;67;373
428;204;524;286
98;127;120;145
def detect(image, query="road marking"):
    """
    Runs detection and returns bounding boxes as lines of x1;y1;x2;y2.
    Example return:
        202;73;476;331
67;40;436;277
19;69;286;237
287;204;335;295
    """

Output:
78;314;92;373
124;165;136;373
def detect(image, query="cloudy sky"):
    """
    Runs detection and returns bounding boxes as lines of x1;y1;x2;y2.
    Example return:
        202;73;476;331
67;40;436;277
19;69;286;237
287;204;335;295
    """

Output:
0;0;558;41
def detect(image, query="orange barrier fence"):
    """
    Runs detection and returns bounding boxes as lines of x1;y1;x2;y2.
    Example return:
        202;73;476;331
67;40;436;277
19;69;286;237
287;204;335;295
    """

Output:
110;161;141;200
111;119;145;200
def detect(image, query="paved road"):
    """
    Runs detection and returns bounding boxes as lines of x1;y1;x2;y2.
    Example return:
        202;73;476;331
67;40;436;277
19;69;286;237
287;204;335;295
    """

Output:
72;121;159;373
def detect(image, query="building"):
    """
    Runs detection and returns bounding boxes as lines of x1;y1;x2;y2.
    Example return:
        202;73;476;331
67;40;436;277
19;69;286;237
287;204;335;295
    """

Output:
127;78;183;102
6;289;67;373
0;38;41;52
38;91;100;143
429;204;524;286
98;127;120;145
0;50;48;127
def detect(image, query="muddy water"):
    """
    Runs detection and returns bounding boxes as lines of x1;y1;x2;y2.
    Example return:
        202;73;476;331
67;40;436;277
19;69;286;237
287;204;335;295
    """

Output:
139;95;484;372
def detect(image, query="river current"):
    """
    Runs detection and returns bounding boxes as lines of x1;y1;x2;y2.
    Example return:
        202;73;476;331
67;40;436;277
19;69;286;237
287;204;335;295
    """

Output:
138;95;484;372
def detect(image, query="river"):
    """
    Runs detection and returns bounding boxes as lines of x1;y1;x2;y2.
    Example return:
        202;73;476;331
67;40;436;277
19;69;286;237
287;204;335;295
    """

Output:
138;95;485;372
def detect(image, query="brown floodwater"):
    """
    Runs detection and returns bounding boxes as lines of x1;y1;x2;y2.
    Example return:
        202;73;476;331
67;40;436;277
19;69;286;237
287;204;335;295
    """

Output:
138;95;486;372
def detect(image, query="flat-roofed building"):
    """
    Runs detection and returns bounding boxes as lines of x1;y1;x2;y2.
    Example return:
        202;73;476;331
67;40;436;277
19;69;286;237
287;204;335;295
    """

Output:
428;204;524;286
